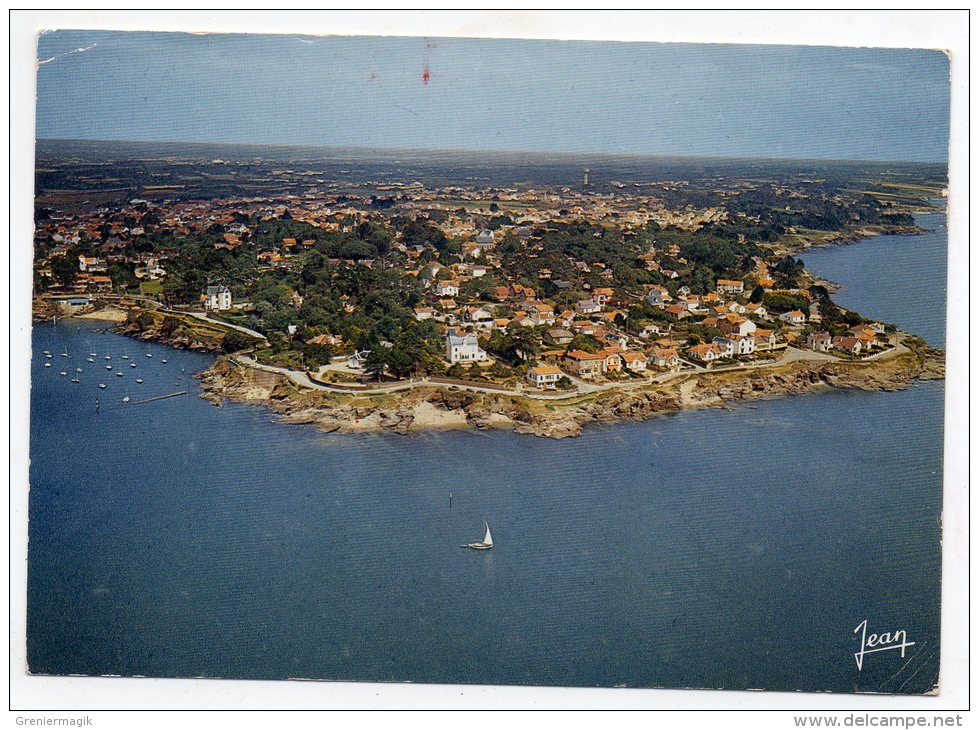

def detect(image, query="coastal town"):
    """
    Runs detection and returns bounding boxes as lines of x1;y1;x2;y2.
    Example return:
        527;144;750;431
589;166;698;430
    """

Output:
33;149;940;406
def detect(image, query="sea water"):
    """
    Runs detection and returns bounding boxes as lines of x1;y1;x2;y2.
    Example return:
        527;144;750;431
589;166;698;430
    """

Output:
27;214;946;693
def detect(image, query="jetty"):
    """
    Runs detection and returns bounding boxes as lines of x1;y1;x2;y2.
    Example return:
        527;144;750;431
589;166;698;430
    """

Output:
133;391;188;405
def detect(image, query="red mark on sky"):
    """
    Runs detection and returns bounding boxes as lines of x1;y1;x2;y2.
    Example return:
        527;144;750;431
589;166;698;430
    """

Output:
422;66;430;85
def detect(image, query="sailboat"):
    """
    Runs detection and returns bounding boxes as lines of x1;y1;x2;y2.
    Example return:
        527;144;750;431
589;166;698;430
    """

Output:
462;520;494;551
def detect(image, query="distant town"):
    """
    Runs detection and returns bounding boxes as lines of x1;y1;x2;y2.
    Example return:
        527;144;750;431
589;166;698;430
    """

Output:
33;143;946;400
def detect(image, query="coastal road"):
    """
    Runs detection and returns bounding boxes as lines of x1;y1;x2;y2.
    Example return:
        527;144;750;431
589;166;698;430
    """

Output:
183;311;269;343
231;342;899;403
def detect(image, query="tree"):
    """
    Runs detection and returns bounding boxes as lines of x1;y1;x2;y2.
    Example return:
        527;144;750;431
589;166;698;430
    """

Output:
749;285;765;303
569;333;601;353
160;316;181;338
49;255;77;288
364;348;388;381
222;330;256;353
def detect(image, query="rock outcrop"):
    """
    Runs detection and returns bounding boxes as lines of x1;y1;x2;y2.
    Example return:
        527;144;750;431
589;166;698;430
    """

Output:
196;341;945;440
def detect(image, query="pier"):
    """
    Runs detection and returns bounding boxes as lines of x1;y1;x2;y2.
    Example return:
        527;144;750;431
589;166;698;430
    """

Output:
133;391;188;405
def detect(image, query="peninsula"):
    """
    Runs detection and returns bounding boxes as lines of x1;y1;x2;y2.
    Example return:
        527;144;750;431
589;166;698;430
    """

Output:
33;141;947;437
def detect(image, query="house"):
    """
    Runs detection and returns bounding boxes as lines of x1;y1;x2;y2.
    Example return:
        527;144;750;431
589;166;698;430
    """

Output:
752;329;778;351
593;287;615;305
621;351;648;372
89;275;113;292
465;306;495;324
713;333;755;356
649;348;681;369
806;331;833;352
575;298;602;315
414;307;436;321
78;255;108;273
203;285;232;311
435;281;460;297
646;287;672;307
711;337;735;358
599;347;623;372
832;336;863;356
745;303;768;319
474;229;495;246
545;328;574;345
445;329;488;364
564;349;605;379
688;343;723;363
717;314;757;336
637;323;663;339
526;365;563;389
527;302;556;326
779;310;807;326
716;279;744;294
665;304;692;320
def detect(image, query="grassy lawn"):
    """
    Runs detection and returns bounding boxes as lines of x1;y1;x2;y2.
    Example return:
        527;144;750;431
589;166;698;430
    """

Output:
139;279;164;296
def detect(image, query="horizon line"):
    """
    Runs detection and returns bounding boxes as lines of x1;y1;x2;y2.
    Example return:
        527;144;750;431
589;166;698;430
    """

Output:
35;136;949;168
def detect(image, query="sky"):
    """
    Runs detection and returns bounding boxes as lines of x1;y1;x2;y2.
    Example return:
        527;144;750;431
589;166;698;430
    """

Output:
35;30;950;163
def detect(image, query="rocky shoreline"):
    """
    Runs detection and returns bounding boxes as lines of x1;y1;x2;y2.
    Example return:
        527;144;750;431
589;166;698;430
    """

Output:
195;340;945;439
774;223;925;257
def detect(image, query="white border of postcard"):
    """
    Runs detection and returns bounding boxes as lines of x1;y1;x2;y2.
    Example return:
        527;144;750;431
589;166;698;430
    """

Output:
7;8;970;721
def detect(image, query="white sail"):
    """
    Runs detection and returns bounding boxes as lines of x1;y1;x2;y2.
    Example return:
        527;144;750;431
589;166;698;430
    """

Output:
483;521;493;547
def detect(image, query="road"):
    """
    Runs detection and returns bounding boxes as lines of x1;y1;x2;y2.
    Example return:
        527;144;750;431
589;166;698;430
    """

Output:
232;341;894;404
183;311;269;342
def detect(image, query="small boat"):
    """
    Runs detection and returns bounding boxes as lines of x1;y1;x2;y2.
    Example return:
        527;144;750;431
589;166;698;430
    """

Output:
70;378;80;383
99;383;107;389
130;363;137;368
44;363;51;368
75;368;83;373
462;521;494;551
61;352;69;357
122;355;129;360
59;371;67;376
106;365;112;370
122;396;130;404
89;353;96;357
161;359;168;364
44;353;52;359
135;379;143;384
105;355;111;360
146;353;153;358
42;350;50;355
116;372;124;377
86;358;95;363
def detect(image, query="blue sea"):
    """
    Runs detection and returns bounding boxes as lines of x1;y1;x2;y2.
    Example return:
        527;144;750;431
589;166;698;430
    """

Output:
27;214;946;693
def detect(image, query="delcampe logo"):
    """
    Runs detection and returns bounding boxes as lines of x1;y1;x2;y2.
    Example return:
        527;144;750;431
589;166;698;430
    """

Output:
853;620;915;671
